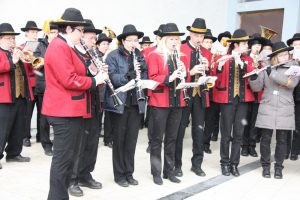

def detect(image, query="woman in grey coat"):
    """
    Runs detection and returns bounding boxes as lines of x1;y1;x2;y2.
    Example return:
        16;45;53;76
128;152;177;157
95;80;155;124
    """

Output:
249;42;300;179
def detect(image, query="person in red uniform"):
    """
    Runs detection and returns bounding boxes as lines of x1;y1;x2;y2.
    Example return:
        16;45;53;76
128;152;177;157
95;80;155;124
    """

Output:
20;20;42;147
214;29;255;176
43;8;107;200
148;23;188;185
0;23;33;170
174;18;211;177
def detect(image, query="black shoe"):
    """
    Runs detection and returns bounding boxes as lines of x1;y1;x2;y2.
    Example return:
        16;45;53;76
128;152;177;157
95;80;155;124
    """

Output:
248;147;258;157
153;176;163;185
116;179;129;187
274;168;283;179
68;184;83;197
290;154;298;161
262;168;271;178
79;178;102;189
23;138;31;147
204;146;212;154
163;174;181;183
221;165;230;176
6;155;30;162
241;147;249;156
230;166;240;177
44;149;53;156
191;167;206;177
174;168;183;177
146;145;150;153
104;142;112;148
126;177;139;185
211;135;218;141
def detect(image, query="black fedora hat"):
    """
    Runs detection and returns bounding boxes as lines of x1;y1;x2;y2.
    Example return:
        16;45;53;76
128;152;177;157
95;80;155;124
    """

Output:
83;19;102;34
52;8;88;27
153;24;165;37
21;21;41;32
0;23;20;36
287;33;300;46
267;41;293;57
227;29;252;42
160;23;185;37
187;18;208;34
117;24;144;41
218;31;231;42
249;33;268;46
139;36;153;44
96;33;112;45
204;29;217;42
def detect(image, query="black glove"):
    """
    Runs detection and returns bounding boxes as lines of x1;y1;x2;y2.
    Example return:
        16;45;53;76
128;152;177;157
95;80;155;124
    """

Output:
249;74;258;80
266;66;271;76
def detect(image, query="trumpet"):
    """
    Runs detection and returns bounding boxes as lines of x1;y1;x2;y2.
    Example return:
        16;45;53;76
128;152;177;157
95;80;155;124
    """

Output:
173;45;190;102
132;48;145;101
11;45;44;69
80;38;123;107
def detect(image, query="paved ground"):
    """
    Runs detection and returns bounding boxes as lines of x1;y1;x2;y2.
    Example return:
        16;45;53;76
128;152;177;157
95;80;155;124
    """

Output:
0;126;299;200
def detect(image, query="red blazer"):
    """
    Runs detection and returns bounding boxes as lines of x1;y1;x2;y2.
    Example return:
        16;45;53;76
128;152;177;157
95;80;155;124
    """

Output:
148;51;189;108
0;48;34;103
42;36;96;117
142;46;156;64
212;54;255;103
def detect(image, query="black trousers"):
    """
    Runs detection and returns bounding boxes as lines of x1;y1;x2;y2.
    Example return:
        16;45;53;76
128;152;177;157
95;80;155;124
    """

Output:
24;91;38;140
151;107;182;176
260;128;288;169
175;95;205;169
287;102;300;156
242;102;260;148
0;98;27;160
70;114;101;185
220;97;248;166
103;111;113;144
36;95;52;150
147;106;153;146
204;101;220;149
47;117;83;200
110;105;142;182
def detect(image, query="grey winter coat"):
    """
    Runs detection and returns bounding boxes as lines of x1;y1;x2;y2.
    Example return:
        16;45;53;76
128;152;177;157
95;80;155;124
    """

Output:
249;62;300;130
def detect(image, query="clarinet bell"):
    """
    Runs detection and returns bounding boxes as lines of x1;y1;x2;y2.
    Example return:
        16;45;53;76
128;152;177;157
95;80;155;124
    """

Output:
111;93;123;107
183;90;190;103
136;87;145;101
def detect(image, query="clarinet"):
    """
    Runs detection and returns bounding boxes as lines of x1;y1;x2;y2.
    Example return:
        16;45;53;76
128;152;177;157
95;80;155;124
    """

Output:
132;49;145;101
173;46;190;102
80;39;123;107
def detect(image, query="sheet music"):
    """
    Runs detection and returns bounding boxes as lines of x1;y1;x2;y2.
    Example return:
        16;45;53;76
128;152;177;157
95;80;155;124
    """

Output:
22;41;40;52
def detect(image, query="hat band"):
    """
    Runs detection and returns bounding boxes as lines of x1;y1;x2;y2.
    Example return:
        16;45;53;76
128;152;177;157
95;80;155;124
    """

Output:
57;18;85;24
230;36;249;40
189;27;207;33
271;47;289;55
0;31;16;34
164;31;182;34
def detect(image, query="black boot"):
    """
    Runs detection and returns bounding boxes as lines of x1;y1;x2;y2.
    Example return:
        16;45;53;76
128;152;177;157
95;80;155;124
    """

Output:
274;168;283;179
262;168;271;178
221;165;230;176
230;165;240;177
248;147;258;157
241;147;249;156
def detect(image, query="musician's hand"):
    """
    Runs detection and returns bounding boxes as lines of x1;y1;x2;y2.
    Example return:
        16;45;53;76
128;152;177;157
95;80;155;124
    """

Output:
101;63;108;73
12;49;21;64
235;56;244;69
201;57;209;71
169;69;181;82
190;64;205;76
134;61;141;71
88;63;98;76
94;72;108;85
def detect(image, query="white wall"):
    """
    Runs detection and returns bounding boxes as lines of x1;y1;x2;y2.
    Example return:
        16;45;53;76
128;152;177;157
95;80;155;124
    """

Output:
0;0;229;44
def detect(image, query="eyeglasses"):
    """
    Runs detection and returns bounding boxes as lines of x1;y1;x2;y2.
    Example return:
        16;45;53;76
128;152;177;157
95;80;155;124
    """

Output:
125;39;139;43
2;36;16;40
74;27;84;33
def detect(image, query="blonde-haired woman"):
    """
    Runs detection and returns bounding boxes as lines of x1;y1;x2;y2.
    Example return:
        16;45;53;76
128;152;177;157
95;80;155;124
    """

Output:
148;23;189;185
249;41;300;179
